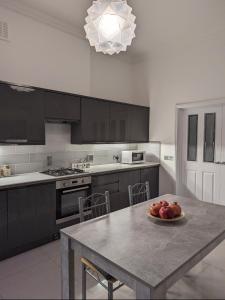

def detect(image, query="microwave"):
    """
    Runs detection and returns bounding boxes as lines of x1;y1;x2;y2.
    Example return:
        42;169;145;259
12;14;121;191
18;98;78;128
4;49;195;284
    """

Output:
121;151;145;164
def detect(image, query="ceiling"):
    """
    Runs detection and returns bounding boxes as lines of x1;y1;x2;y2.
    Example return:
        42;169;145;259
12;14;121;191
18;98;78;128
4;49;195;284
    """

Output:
1;0;225;60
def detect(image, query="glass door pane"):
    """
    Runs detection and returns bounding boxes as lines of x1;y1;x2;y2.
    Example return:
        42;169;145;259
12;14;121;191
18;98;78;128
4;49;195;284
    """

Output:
187;115;198;161
204;113;216;162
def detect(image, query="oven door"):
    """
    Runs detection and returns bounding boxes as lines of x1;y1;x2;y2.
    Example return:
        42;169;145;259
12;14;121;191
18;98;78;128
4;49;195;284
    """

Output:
56;185;90;223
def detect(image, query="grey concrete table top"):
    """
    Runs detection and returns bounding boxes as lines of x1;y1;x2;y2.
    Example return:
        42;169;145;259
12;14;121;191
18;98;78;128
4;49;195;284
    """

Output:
62;194;225;289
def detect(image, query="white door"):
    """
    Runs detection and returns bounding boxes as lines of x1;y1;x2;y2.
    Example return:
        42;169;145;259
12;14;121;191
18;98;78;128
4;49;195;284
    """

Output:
218;105;225;205
181;106;222;204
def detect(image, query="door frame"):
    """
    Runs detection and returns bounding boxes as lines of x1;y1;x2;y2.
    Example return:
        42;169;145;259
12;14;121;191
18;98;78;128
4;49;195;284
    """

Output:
175;97;225;196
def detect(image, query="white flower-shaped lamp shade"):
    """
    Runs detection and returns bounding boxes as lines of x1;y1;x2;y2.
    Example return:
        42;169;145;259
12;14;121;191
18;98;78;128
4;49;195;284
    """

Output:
84;0;136;55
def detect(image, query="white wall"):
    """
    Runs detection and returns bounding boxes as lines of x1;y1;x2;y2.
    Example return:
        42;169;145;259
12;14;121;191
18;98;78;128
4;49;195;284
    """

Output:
0;6;136;104
90;51;136;104
144;32;225;194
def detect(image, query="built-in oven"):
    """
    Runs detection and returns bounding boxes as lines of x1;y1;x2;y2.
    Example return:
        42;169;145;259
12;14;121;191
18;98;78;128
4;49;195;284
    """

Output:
56;176;91;228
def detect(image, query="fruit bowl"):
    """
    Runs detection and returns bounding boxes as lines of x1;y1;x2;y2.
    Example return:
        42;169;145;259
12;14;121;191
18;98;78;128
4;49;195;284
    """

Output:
147;211;185;222
147;200;185;222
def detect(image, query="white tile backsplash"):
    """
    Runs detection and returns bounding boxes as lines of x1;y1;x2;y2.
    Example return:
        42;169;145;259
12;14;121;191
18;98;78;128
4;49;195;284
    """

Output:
137;142;161;163
0;124;158;175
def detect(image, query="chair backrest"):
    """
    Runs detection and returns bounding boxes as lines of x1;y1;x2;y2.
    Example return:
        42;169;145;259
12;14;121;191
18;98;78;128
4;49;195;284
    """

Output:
128;181;150;206
79;191;110;223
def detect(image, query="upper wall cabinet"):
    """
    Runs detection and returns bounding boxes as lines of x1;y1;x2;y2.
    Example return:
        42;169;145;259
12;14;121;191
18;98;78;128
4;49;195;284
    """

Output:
128;105;149;142
109;102;150;143
0;82;45;145
109;102;130;142
71;97;150;144
0;80;149;145
43;90;80;122
71;97;110;143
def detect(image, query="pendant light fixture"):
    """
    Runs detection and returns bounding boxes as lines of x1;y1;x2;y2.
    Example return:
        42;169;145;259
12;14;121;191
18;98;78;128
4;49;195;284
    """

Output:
84;0;136;55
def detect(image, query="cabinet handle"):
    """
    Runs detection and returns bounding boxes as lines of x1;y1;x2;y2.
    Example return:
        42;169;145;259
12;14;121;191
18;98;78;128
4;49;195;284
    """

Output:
10;85;35;92
4;139;28;144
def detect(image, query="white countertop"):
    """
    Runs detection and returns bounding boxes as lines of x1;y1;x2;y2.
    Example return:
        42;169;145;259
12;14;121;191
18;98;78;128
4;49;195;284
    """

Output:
0;162;160;190
86;162;159;174
0;172;54;189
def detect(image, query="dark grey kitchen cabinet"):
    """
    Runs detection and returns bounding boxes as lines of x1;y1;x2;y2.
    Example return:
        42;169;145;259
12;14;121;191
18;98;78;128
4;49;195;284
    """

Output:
109;102;130;142
129;105;149;142
44;90;81;121
0;191;7;258
7;183;56;251
118;170;141;209
71;97;150;144
0;82;45;144
140;166;159;199
109;103;150;143
92;173;120;212
71;97;110;143
92;166;159;212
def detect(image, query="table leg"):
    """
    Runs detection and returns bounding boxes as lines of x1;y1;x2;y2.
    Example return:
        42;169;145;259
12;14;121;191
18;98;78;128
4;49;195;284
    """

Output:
61;234;75;300
136;281;166;299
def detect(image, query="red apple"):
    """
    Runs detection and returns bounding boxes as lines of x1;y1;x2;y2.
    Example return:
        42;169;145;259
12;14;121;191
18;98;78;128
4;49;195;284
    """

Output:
169;202;182;217
159;206;175;219
160;200;169;207
149;203;162;217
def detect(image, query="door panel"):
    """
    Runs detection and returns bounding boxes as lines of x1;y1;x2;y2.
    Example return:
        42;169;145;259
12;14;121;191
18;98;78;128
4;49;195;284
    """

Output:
140;167;159;198
44;90;80;121
186;170;197;196
129;106;149;142
0;82;45;144
202;172;215;203
80;98;110;143
109;103;129;142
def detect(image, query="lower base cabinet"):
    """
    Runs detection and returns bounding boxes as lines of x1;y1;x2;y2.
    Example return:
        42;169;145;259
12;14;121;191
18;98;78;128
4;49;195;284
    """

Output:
92;166;159;212
140;167;159;199
118;170;141;209
0;191;7;258
0;183;56;260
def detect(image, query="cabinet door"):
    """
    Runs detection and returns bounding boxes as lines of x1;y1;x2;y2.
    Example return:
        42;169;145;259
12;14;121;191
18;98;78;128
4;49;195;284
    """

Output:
119;170;141;209
8;187;37;249
0;82;45;144
80;98;110;143
92;173;120;212
30;183;56;240
44;90;80;121
0;191;7;257
109;103;129;142
129;106;149;142
140;167;159;199
7;183;56;250
27;95;45;145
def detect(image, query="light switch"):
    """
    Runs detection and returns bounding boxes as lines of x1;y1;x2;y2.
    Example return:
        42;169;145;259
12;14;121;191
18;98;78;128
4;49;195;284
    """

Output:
164;155;174;161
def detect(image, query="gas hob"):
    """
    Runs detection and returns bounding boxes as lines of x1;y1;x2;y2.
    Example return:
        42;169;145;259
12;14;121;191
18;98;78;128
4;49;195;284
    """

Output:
41;168;85;177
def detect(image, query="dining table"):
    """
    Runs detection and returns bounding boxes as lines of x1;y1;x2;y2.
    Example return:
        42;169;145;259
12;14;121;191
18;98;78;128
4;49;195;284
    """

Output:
60;194;225;299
